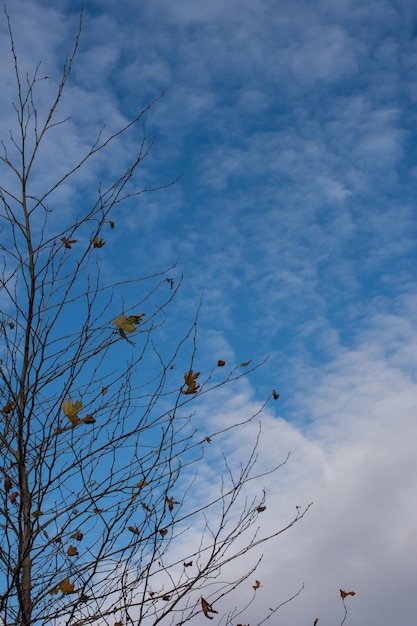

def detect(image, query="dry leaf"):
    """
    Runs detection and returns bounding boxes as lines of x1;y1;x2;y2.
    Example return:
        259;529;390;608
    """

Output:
272;390;280;400
67;545;78;557
101;386;108;395
183;369;200;395
141;502;151;512
252;580;261;590
109;220;115;229
340;589;355;600
70;530;83;541
166;496;179;512
1;400;14;414
240;360;252;367
93;236;105;248
4;476;12;492
201;597;218;619
49;586;59;595
162;594;170;601
94;507;103;514
184;561;193;567
159;528;168;538
136;479;148;489
61;237;77;249
217;359;226;367
257;506;266;513
59;576;75;594
114;622;122;626
82;414;96;424
128;526;139;535
10;492;18;505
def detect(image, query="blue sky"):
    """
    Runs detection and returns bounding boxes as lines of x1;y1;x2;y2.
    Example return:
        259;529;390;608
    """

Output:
1;0;417;624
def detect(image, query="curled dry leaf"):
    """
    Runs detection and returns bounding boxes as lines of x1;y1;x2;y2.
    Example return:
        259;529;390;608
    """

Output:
340;589;356;600
128;526;139;535
257;506;266;513
183;561;193;567
272;389;280;400
159;528;168;538
217;359;226;367
201;597;218;619
166;496;179;512
67;545;78;557
1;400;15;414
10;492;18;505
82;414;96;424
252;580;261;590
101;386;108;395
183;369;200;395
4;476;12;492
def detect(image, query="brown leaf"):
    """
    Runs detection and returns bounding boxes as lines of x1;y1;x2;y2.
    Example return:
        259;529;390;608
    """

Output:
1;400;15;414
162;594;171;601
272;389;280;400
67;545;78;557
159;528;168;538
59;576;75;594
109;220;115;229
252;580;261;590
257;506;266;513
4;476;12;492
9;491;18;505
101;386;108;395
70;530;83;541
82;414;96;424
201;597;218;619
166;496;179;512
128;526;139;535
61;237;77;249
93;236;105;248
340;589;355;600
217;359;226;367
184;561;193;567
136;479;148;489
183;370;200;395
94;507;103;514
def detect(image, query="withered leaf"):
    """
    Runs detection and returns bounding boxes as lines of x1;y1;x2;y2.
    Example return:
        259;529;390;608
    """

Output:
109;220;115;229
141;502;151;512
70;530;83;541
272;390;280;400
252;580;261;590
61;398;82;426
166;496;179;512
93;236;105;248
217;359;226;367
340;590;355;600
201;597;218;619
240;360;252;367
136;479;148;489
128;526;139;535
82;414;96;424
101;386;108;395
159;528;168;538
162;594;170;601
1;400;15;414
67;545;78;557
59;576;75;594
184;561;193;567
183;369;200;395
94;507;103;514
4;476;12;492
257;506;266;513
61;237;77;249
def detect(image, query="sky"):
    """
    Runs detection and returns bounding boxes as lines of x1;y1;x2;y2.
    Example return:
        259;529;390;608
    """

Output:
1;0;417;625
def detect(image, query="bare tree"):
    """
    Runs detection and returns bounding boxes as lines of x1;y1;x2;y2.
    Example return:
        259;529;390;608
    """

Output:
0;6;310;626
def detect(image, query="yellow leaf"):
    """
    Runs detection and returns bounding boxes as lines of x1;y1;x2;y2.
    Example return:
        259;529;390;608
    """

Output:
114;314;144;334
32;510;43;518
59;576;75;594
183;370;200;395
201;597;218;619
240;360;252;367
61;398;83;425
